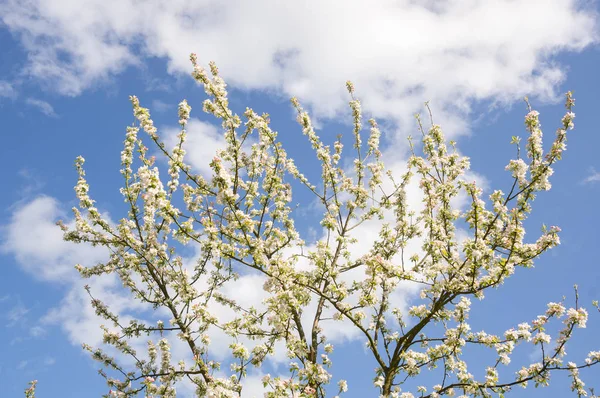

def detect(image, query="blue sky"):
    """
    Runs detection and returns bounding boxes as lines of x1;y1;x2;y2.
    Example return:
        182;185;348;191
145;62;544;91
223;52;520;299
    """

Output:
1;0;600;397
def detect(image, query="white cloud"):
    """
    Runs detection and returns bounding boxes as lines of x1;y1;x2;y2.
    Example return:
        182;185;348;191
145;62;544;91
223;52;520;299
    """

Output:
1;196;108;283
25;98;57;117
0;80;16;99
42;275;152;349
1;195;279;391
163;118;227;176
0;197;157;370
1;0;596;138
241;372;269;398
583;167;600;184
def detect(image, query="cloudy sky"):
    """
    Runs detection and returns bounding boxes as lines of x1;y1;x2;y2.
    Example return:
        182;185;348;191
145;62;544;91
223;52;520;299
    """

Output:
1;0;600;397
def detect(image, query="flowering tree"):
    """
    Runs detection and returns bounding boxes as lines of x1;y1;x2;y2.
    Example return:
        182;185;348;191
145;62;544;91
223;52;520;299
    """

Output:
30;53;599;398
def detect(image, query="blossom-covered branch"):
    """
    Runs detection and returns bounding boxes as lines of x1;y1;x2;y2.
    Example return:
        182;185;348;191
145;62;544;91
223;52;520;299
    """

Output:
42;54;598;398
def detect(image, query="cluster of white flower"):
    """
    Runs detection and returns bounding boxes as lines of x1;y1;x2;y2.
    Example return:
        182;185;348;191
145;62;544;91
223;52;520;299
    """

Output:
48;53;599;398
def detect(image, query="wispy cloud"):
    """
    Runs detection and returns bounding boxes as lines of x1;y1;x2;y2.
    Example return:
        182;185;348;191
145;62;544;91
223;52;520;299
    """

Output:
15;356;55;372
29;325;47;338
43;357;56;366
151;99;171;113
0;80;16;99
6;169;47;205
6;303;29;327
582;168;600;184
25;98;57;117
